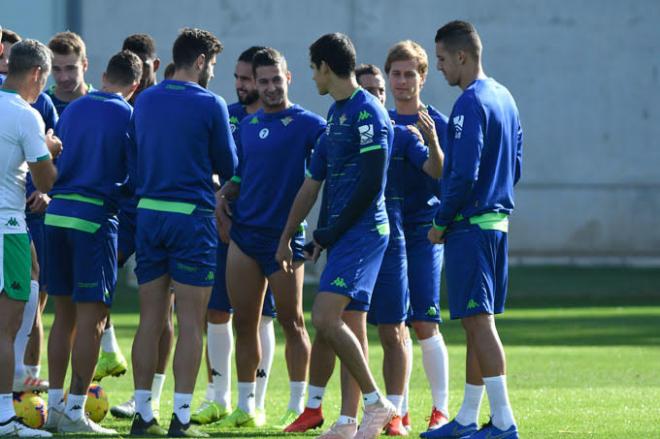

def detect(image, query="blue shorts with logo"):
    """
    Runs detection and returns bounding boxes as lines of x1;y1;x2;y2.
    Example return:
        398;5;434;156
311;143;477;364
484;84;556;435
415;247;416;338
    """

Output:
404;223;443;323
208;240;277;317
135;208;217;287
45;217;118;306
321;227;389;312
367;236;409;325
230;223;305;278
445;223;508;320
117;207;136;267
26;215;47;288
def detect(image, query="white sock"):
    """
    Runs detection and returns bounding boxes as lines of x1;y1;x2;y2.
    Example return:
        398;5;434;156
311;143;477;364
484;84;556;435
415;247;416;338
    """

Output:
101;325;120;354
135;389;153;422
255;317;274;410
306;385;325;409
483;375;515;430
205;383;214;401
65;394;86;421
455;383;484;426
363;390;380;406
0;394;15;423
208;322;233;409
288;381;306;414
151;373;166;405
337;415;357;425
47;389;65;412
402;336;413;415
387;395;404;416
26;365;41;378
419;334;449;416
237;382;256;414
13;281;39;378
173;393;193;425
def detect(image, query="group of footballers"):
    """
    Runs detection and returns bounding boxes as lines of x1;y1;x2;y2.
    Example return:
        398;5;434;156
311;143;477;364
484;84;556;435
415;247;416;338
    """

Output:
0;18;522;439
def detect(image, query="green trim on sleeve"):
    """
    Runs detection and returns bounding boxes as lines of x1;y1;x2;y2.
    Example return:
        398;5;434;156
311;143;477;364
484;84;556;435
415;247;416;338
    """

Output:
137;198;196;215
359;144;383;154
35;154;51;162
45;214;101;234
432;219;447;232
53;193;104;206
230;176;242;184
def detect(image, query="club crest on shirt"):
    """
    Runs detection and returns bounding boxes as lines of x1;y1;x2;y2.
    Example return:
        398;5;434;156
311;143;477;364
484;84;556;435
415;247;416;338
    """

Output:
453;115;464;139
358;124;374;145
281;116;293;126
259;128;270;139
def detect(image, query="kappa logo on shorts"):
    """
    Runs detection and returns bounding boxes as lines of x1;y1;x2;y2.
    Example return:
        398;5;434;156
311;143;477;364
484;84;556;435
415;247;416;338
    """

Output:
330;277;348;288
426;306;438;317
10;281;21;290
205;271;215;281
467;299;479;310
358;124;374;145
5;217;19;227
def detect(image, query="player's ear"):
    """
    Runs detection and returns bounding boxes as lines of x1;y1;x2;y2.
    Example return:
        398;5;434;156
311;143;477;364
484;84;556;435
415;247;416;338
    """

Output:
286;70;292;84
153;58;160;72
195;53;206;71
82;57;89;72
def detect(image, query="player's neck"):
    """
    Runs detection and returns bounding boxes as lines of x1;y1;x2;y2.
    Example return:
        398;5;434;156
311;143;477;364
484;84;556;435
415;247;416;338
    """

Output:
55;82;88;103
171;68;199;85
394;97;423;115
329;76;359;102
460;64;486;90
1;77;37;103
263;98;291;114
245;101;261;114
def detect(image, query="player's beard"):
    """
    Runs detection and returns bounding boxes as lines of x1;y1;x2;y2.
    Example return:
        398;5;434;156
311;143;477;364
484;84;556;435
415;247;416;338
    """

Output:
238;89;259;106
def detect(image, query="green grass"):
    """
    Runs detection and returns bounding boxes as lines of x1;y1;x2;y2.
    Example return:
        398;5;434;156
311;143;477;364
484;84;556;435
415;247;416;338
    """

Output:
40;267;660;438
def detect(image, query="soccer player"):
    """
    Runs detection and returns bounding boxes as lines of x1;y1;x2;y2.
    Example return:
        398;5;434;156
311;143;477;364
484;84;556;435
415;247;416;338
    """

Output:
385;40;450;430
192;45;280;427
422;21;522;439
108;33;172;422
46;31;92;115
277;33;396;439
43;50;142;435
0;28;57;394
129;28;237;438
217;47;321;429
0;38;61;438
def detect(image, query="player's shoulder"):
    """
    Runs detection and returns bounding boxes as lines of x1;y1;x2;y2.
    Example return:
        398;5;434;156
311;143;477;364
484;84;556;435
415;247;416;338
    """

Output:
426;104;449;125
290;104;326;126
350;89;389;123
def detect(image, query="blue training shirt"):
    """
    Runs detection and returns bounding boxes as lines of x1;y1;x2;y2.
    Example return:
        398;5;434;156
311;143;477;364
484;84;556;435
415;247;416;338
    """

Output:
131;80;238;211
228;102;249;139
308;88;393;234
389;105;448;226
434;78;523;228
45;83;95;117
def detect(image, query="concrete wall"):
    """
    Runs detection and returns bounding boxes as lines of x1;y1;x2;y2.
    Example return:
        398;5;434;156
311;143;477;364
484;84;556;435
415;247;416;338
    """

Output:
3;0;659;258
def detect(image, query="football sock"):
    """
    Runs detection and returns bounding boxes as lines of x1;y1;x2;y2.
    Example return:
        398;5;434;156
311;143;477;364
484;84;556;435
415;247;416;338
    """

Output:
208;322;232;408
363;390;380;406
101;325;120;354
204;383;214;401
387;395;404;416
65;394;86;421
173;393;193;425
255;317;274;411
14;281;39;379
288;381;306;414
455;383;484;426
419;334;449;416
337;415;357;425
26;365;40;378
135;390;153;422
306;385;325;409
47;389;65;412
151;373;166;406
0;394;14;423
483;375;515;430
237;382;256;414
402;336;413;415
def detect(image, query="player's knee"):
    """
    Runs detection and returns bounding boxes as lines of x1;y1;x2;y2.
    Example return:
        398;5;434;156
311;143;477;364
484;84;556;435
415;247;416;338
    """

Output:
379;325;406;351
411;321;438;339
311;311;338;336
461;313;494;334
277;312;306;334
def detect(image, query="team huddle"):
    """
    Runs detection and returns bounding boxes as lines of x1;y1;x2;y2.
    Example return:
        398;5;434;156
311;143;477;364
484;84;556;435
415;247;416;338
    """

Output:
0;19;522;439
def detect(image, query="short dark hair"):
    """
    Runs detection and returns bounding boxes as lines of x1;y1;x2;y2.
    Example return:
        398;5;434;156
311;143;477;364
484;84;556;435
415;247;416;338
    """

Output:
48;31;86;60
1;28;21;44
163;62;175;79
252;47;287;76
434;20;482;60
172;28;222;69
105;50;143;86
355;63;382;82
238;45;266;63
122;33;157;61
309;33;355;78
8;39;52;76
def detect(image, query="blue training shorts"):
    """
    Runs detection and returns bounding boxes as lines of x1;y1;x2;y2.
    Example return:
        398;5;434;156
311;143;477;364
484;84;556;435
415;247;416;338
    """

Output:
46;217;118;306
405;223;444;323
135;209;217;287
26;215;47;289
208;240;277;317
117;207;136;267
320;227;389;312
444;223;508;320
367;236;409;325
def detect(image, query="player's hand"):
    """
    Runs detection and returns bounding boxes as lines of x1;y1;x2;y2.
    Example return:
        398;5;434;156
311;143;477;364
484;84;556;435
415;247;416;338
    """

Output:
27;191;51;214
428;226;446;244
417;109;438;146
45;129;63;158
215;193;233;244
406;124;424;143
303;241;323;263
276;239;295;274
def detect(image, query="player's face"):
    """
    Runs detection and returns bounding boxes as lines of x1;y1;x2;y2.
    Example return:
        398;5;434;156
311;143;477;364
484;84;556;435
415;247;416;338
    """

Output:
358;73;386;106
255;63;289;110
0;42;13;74
198;54;216;88
51;52;87;93
311;62;328;96
388;59;425;103
435;42;460;87
234;60;259;106
137;58;158;95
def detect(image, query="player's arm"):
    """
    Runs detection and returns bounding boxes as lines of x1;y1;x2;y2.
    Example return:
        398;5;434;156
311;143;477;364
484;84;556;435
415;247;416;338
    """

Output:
24;110;61;193
430;97;484;241
209;97;239;182
514;120;523;185
417;110;444;178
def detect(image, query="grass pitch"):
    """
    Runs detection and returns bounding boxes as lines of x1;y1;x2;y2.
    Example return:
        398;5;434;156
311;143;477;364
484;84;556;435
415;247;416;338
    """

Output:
41;266;660;438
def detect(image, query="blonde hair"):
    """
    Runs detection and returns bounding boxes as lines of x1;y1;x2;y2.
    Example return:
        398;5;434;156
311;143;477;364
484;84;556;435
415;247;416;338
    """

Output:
384;40;428;78
48;31;87;60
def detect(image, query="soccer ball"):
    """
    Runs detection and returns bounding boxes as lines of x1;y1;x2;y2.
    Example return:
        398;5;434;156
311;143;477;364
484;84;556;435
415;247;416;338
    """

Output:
13;392;47;429
85;383;109;423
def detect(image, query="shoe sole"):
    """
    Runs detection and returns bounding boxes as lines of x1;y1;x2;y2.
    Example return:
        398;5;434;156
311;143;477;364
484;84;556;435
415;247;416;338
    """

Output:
284;419;324;433
110;409;134;419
